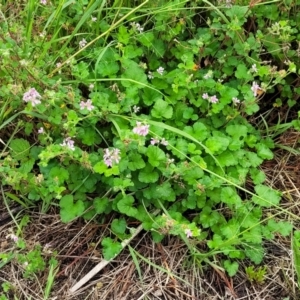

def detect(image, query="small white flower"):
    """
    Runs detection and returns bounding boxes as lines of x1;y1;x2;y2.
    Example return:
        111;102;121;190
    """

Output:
89;84;94;91
232;97;241;105
40;0;47;5
79;38;87;49
203;70;213;79
38;127;44;134
160;138;168;146
251;64;258;73
91;16;97;22
148;71;154;79
157;67;164;75
133;105;140;113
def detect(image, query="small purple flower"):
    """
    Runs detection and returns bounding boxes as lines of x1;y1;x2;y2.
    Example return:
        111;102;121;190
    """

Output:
79;38;87;49
38;127;44;134
133;121;150;136
80;99;94;111
60;137;75;151
251;81;262;96
209;95;219;103
157;67;164;75
185;229;193;238
160;138;168;146
23;88;41;106
103;148;121;167
202;93;209;100
151;138;160;145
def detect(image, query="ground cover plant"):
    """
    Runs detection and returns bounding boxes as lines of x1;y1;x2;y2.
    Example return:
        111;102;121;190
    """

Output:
0;0;300;298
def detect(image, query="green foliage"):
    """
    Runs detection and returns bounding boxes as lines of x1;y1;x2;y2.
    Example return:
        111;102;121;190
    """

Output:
245;266;267;284
0;0;298;276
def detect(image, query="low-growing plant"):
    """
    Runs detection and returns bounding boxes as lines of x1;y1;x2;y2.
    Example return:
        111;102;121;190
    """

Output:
0;0;299;277
245;265;267;283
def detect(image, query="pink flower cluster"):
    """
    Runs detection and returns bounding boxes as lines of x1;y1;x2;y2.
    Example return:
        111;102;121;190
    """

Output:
80;99;94;111
23;88;41;106
202;93;219;103
133;122;149;136
103;148;121;167
60;137;75;151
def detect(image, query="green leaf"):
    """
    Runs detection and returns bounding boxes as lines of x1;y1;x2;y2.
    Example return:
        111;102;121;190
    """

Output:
138;164;159;183
96;48;119;77
226;124;248;140
220;187;242;206
117;195;138;217
111;218;127;236
245;244;264;264
49;167;69;184
292;231;300;287
93;161;120;177
18;158;35;173
146;146;166;167
10;138;30;160
235;64;252;80
60;195;85;223
256;144;273;159
151;99;173;119
205;136;229;154
222;219;240;239
128;154;145;171
252;185;281;208
121;59;148;88
250;168;266;184
224;260;239;277
153;182;176;202
101;237;122;260
93;197;109;214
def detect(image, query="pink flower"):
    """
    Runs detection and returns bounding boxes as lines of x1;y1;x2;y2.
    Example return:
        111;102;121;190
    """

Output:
202;93;209;99
23;88;41;106
209;95;219;103
251;81;262;96
103;148;121;167
40;0;47;4
60;137;75;151
80;99;94;111
133;122;149;136
151;138;159;145
184;229;193;238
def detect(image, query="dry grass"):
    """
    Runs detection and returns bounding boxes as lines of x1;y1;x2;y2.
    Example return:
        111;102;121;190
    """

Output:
1;131;300;300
